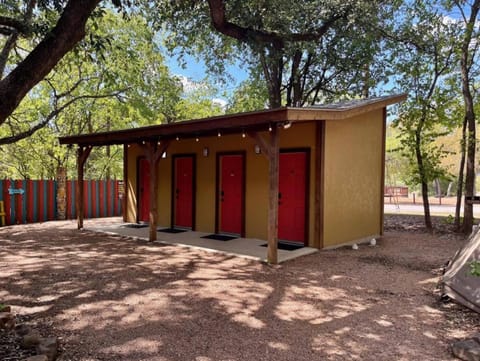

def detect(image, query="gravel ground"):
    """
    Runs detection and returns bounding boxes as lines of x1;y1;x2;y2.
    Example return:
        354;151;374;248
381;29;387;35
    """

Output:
0;216;479;361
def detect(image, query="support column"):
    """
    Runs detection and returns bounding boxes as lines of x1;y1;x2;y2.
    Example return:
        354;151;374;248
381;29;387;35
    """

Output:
248;129;279;264
56;167;67;220
76;145;92;229
139;141;170;242
267;127;280;264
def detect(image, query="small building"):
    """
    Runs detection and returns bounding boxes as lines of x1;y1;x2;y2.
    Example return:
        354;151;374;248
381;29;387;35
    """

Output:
60;94;405;263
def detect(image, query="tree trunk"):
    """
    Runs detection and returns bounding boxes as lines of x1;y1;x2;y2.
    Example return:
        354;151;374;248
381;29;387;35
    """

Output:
462;114;476;234
286;49;302;107
460;0;479;235
415;125;432;230
0;0;101;124
455;118;467;231
259;47;283;108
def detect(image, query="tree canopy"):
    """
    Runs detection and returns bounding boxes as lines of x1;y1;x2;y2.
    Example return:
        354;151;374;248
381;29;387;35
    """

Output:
147;0;398;108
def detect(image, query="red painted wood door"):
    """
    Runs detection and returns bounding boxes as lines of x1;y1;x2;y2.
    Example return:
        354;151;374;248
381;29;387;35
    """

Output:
279;152;307;243
138;158;150;222
174;157;194;228
219;154;244;235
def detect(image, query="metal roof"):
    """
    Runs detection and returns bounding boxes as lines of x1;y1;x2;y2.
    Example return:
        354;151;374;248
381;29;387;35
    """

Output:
59;94;406;147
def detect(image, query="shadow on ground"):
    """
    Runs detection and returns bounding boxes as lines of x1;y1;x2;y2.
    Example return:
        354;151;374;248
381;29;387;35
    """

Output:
0;218;478;361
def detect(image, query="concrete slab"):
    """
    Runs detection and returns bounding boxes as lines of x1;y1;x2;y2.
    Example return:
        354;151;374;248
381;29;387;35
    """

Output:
88;222;318;264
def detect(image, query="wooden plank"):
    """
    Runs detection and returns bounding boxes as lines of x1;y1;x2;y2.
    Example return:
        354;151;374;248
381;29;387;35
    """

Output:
267;127;279;264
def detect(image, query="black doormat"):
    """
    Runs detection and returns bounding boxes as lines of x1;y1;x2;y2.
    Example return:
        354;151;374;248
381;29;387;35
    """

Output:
123;223;149;229
201;234;237;241
157;228;188;233
260;241;304;251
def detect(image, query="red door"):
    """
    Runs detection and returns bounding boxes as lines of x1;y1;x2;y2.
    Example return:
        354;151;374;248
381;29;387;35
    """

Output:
174;157;194;228
219;154;244;235
279;152;307;243
138;158;150;222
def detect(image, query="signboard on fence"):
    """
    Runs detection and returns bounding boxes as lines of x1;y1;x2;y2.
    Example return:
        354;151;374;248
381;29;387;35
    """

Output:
8;188;24;195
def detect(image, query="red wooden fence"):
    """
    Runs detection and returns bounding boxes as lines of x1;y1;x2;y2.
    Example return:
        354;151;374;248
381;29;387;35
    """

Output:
0;179;122;226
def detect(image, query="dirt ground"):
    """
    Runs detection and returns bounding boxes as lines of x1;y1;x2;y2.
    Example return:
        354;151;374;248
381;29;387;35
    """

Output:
1;215;479;361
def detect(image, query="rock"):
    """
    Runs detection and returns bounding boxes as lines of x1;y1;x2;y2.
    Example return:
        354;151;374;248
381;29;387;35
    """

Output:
36;336;58;361
0;311;15;330
22;330;42;348
0;305;11;312
452;335;480;361
22;355;48;361
15;323;31;336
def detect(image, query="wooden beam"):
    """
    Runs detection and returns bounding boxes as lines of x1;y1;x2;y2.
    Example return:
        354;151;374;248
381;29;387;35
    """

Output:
267;127;279;264
247;131;272;159
247;129;280;263
76;145;92;229
139;141;170;241
59;94;407;148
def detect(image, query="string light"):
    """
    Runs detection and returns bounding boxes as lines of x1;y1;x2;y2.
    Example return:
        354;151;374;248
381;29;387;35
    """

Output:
218;130;221;137
195;137;199;142
268;124;273;132
176;136;180;141
241;130;246;138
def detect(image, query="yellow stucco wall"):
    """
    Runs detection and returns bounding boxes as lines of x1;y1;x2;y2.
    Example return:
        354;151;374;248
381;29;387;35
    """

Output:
126;122;318;244
322;109;384;247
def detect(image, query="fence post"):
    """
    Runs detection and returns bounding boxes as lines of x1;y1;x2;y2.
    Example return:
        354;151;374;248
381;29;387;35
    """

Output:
56;167;67;220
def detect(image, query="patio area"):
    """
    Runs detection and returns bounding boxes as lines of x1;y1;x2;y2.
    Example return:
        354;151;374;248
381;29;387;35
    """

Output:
88;218;318;263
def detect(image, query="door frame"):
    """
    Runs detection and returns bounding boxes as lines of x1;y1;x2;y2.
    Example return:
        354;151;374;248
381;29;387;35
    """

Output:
215;151;246;236
136;156;149;223
279;148;311;245
170;154;196;230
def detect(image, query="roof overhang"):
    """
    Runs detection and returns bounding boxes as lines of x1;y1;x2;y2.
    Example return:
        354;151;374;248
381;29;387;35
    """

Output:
59;94;406;147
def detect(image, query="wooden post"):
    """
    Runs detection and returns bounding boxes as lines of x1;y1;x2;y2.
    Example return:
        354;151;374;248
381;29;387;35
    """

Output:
76;146;92;229
248;129;279;264
139;141;170;242
56;167;67;220
267;127;280;264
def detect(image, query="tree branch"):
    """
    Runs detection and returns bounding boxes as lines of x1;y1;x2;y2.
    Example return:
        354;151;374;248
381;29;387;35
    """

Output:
206;0;346;49
0;16;30;35
0;88;127;145
0;0;101;125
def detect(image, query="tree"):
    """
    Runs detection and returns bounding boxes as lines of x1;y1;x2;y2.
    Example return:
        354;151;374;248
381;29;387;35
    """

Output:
388;0;458;230
447;0;480;234
226;75;269;113
0;10;184;179
148;0;396;109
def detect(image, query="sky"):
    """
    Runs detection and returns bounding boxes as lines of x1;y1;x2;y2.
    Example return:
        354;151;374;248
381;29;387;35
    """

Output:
165;52;249;103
